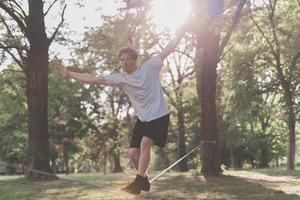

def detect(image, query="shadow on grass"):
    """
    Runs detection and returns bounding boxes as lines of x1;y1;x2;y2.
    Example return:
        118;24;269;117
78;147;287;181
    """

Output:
0;177;94;200
1;172;300;200
0;174;142;200
138;174;300;200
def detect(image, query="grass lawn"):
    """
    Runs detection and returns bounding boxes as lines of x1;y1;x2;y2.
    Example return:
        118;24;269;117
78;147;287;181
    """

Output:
0;168;299;200
243;167;300;176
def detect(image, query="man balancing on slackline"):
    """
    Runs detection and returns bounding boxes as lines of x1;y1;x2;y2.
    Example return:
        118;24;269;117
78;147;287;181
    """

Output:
54;23;190;195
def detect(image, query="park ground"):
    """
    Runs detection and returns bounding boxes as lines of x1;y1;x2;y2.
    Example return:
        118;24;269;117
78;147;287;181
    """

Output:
0;168;300;200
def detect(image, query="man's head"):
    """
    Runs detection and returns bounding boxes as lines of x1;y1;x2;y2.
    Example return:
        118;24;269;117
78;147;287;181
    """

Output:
118;47;138;74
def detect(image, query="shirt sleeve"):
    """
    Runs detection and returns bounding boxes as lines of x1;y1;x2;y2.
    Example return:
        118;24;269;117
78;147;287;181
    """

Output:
103;73;124;88
142;55;164;73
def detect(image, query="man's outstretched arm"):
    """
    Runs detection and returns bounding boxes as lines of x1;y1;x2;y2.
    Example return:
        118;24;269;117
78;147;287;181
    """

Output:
53;64;108;85
159;23;190;60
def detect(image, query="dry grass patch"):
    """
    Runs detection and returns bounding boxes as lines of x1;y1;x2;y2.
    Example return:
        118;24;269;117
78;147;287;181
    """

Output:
0;169;300;200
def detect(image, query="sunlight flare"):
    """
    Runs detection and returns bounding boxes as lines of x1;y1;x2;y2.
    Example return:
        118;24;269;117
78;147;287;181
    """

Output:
150;0;191;32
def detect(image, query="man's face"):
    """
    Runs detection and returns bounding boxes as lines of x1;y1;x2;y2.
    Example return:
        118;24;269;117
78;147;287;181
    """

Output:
119;53;137;74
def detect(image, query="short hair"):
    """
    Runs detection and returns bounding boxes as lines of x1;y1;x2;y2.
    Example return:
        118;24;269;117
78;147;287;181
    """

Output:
118;47;138;60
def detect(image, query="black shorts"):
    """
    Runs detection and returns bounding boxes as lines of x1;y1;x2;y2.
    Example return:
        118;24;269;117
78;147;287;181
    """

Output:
130;114;170;148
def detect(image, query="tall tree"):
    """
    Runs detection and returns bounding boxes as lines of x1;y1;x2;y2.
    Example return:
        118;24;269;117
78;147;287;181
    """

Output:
248;0;300;169
193;0;224;175
192;0;247;175
162;35;195;171
0;0;66;177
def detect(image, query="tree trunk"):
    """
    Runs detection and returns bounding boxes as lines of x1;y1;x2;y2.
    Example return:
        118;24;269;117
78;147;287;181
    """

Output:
197;32;220;175
232;146;243;168
63;148;70;174
274;56;296;170
194;0;223;176
112;153;123;173
177;88;188;172
103;151;107;174
280;80;296;170
156;148;169;169
286;95;296;170
259;124;269;168
219;143;231;168
25;0;51;177
51;157;57;174
259;144;269;168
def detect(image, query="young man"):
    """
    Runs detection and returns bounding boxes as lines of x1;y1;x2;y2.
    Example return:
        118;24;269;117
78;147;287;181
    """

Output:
54;24;189;195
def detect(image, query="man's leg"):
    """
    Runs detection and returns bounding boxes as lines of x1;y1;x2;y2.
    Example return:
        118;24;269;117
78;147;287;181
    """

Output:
129;148;140;170
122;140;152;195
137;136;153;176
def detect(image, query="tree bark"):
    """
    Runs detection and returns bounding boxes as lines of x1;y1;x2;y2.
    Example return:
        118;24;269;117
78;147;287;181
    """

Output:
232;146;243;168
63;148;70;174
51;157;57;174
177;88;188;172
280;77;296;170
259;143;269;168
259;119;270;168
194;0;223;176
156;148;169;169
199;31;220;175
274;52;295;170
219;143;231;168
25;0;51;177
112;153;123;173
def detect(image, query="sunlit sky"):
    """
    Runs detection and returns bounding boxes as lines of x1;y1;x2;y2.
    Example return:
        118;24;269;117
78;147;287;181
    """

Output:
58;0;191;34
0;0;191;71
0;0;267;71
48;0;191;61
151;0;191;32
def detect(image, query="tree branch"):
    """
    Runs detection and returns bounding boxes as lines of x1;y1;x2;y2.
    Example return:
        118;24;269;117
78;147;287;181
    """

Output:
288;51;300;82
267;0;280;56
0;69;23;74
219;0;247;56
48;4;67;46
247;5;277;56
219;43;235;62
0;44;26;50
0;2;27;36
0;15;13;36
0;42;24;69
162;86;177;107
10;0;27;21
44;0;59;16
178;69;194;83
0;15;27;70
173;49;196;61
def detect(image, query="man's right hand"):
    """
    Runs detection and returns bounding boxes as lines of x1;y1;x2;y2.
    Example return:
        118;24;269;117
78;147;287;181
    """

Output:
53;64;68;77
53;64;107;85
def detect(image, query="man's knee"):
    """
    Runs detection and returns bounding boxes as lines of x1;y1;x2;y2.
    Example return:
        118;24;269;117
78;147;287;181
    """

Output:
141;137;154;149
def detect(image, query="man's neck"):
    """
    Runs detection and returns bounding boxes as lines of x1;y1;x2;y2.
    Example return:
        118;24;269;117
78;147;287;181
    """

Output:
127;66;137;74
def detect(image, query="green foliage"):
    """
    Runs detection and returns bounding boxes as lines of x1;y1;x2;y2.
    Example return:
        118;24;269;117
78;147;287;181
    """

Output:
65;11;159;172
0;65;27;169
48;59;91;172
217;0;300;168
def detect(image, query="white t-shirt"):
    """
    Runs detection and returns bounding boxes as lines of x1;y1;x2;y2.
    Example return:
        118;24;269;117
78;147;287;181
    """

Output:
104;55;169;122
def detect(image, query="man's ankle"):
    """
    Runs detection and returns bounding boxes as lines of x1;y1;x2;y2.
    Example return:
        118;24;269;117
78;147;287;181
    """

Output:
137;173;147;177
